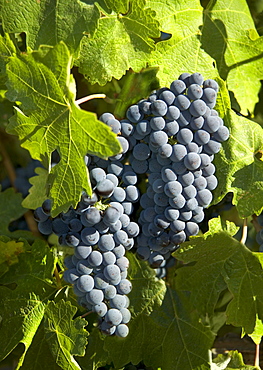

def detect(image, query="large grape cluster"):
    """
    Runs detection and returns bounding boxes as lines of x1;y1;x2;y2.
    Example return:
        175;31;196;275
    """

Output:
34;72;229;337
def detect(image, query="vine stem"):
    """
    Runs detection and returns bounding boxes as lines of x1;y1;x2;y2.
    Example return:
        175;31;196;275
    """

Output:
255;343;260;367
75;93;106;105
81;311;93;318
240;218;248;245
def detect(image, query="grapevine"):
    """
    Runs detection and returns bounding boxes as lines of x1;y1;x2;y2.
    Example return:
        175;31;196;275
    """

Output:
1;1;263;369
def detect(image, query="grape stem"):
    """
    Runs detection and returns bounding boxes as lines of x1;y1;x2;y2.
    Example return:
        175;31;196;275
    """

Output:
240;218;248;245
255;343;260;367
75;94;106;105
81;311;93;318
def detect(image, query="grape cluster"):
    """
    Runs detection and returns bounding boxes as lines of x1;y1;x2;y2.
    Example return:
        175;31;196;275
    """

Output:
34;72;230;337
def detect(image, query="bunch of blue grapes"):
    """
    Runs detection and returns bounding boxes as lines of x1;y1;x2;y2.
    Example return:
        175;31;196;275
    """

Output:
34;72;230;337
123;72;229;267
34;118;141;337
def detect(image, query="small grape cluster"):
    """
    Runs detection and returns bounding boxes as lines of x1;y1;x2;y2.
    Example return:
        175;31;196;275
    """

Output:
34;72;230;337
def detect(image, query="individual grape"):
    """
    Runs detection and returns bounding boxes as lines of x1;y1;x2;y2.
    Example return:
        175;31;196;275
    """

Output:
185;197;198;211
213;126;230;142
187;84;203;100
109;202;124;216
116;256;129;272
81;207;101;226
122;238;134;250
203;139;222;154
151;99;168;116
52;218;69;235
104;285;117;300
120;120;135;137
111;187;126;203
93;302;108;317
88;250;103;267
76;260;93;275
191;211;204;223
177;128;193;145
186;142;201;153
133;143;151;160
170;79;186;95
117;279;132;295
64;255;75;269
42;199;52;215
161;167;177;182
104;264;121;281
105;308;123;325
170;230;186;244
185;222;199;236
38;218;53;235
148;158;162;173
63;268;80;284
99;112;114;123
178;171;194;186
125;185;140;202
105;118;121;134
174;94;191;111
103;206;120;225
193;176;207;190
164;181;182;198
202;163;215;176
170;144;187;162
166;105;180;120
107;161;124;176
131;159;148;174
96;179;115;198
159;90;175;105
205;175;218;190
114;230;128;245
203;116;220;133
122;171;137;185
113;245;126;258
194;130;210;145
137;246;151;260
154;214;170;229
202;87;217;107
189;72;204;86
149;252;164;267
150;116;166;131
164;119;179;136
68;218;83;232
148;222;163;237
90;168;106;185
81;227;100;246
164;207;180;221
170;219;185;233
87;289;104;305
152;179;165;193
100;321;116;335
110;294;127;309
34;207;49;222
136;119;151;136
154;192;170;207
119;214;130;228
196;189;213;207
190;116;204;130
182;185;197;199
189;99;207;117
150;130;168;147
98;234;115;251
125;222;140;237
94;273;109;289
168;194;186;209
199;153;211;168
120;308;131;324
102;251;116;266
77;274;94;293
177;110;192;127
184;152;201;170
95;220;109;234
122;201;134;215
203;79;219;92
126;104;144;122
138;100;151;115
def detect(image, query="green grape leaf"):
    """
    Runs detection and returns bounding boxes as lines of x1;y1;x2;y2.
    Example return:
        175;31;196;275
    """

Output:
148;0;218;87
247;315;263;345
1;0;100;55
213;78;263;218
201;0;263;114
0;239;57;366
76;0;160;85
22;167;49;210
100;0;129;14
4;41;121;216
0;188;30;239
78;256;214;370
20;321;62;370
174;224;263;334
212;350;260;370
0;239;25;277
44;300;88;370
